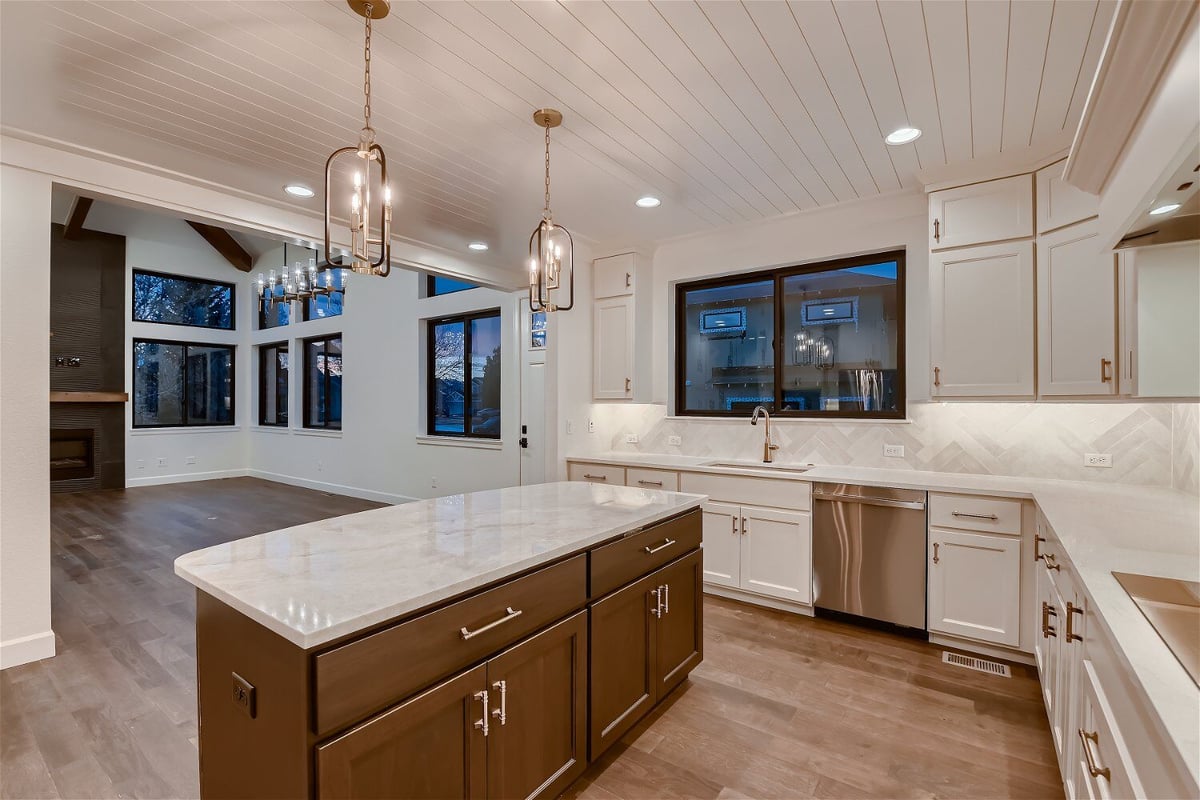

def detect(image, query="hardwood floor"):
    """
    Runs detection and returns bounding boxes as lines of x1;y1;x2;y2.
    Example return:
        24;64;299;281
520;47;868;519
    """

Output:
1;478;1062;800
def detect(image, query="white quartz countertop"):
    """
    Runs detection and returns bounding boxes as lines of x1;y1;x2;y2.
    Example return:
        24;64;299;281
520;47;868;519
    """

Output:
174;482;705;649
569;451;1200;783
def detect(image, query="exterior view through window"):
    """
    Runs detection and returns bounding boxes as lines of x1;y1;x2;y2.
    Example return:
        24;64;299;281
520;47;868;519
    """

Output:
133;270;234;330
428;310;501;438
132;340;234;427
304;335;343;429
676;251;905;419
259;342;288;426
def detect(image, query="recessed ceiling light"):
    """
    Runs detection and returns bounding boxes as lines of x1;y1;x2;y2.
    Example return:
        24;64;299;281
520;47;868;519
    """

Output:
1149;202;1182;216
284;184;315;198
885;127;922;145
635;196;661;208
468;242;489;251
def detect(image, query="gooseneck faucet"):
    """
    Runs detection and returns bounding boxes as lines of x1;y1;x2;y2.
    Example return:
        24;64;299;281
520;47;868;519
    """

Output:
750;405;780;463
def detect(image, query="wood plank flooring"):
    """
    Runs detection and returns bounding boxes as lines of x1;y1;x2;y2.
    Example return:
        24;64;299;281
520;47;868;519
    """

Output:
1;478;1063;800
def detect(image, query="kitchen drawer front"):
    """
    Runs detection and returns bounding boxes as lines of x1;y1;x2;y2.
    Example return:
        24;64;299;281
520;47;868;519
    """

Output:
590;510;701;599
929;493;1021;535
626;467;680;492
679;472;811;511
1078;660;1144;800
314;554;587;736
567;462;626;485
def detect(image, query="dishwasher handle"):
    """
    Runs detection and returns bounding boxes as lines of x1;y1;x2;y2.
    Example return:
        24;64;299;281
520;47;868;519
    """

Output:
811;492;926;511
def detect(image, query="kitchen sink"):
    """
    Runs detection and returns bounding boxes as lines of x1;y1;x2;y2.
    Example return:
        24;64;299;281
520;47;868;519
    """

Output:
1113;571;1199;685
704;461;814;474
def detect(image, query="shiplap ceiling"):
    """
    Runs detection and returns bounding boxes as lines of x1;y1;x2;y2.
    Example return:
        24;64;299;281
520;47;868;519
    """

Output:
1;0;1114;276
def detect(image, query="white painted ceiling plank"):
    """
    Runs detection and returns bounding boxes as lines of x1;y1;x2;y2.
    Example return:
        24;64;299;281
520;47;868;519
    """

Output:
1032;0;1098;141
874;0;948;169
923;0;973;163
1063;0;1116;136
1001;0;1054;151
966;0;1010;158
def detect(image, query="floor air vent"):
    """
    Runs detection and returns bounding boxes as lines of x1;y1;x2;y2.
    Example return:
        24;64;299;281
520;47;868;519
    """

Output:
942;651;1011;677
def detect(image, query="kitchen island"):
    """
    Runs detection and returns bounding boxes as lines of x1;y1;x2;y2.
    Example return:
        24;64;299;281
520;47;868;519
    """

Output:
175;481;705;800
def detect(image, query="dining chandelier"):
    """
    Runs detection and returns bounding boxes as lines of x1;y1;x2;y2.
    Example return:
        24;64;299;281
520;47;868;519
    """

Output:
257;244;340;310
528;108;574;313
324;0;392;277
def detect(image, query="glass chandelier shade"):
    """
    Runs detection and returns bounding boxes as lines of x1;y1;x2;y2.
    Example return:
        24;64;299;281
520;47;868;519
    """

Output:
528;109;574;313
256;244;341;309
324;0;392;278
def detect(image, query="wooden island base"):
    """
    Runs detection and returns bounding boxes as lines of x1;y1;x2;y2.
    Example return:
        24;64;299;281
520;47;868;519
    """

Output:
195;508;703;800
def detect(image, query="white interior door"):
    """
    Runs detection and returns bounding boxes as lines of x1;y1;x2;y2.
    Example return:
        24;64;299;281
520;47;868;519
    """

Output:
519;306;547;486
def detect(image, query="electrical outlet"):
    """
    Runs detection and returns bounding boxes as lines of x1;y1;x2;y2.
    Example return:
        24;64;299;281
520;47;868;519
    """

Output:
156;457;167;467
587;419;596;434
566;420;575;435
667;435;682;446
136;459;145;471
431;476;438;489
883;444;904;458
185;455;196;465
1084;453;1113;468
624;433;639;444
316;460;323;472
231;672;256;719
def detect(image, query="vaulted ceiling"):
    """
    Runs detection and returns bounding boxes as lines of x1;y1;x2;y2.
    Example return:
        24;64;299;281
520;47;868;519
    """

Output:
1;0;1114;277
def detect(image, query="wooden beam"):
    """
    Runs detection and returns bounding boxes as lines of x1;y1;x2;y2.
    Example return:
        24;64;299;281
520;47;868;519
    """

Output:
186;220;253;272
62;196;94;240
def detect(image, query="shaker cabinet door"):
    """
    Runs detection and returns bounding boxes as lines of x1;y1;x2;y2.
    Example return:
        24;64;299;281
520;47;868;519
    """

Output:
316;665;487;800
739;507;812;604
927;529;1021;647
486;611;587;800
929;174;1033;250
593;296;634;400
655;550;704;699
700;501;741;588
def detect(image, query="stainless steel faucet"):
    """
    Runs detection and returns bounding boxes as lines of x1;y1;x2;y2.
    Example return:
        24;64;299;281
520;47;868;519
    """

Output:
750;405;780;463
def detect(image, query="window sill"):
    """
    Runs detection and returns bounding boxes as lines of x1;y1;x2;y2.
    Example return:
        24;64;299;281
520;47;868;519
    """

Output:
294;428;343;439
665;415;912;425
130;426;241;435
253;426;292;435
415;435;503;451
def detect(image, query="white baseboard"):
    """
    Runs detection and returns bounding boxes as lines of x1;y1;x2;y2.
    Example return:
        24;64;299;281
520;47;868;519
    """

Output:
929;633;1036;666
0;630;55;670
248;470;416;505
703;584;816;616
126;468;250;488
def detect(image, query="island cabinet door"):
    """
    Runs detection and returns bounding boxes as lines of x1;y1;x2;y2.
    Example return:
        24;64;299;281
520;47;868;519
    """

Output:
486;611;587;800
316;665;487;800
655;549;703;699
589;570;660;759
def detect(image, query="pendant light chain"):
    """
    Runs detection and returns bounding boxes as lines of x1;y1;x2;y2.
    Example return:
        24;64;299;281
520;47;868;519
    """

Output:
362;3;373;138
543;123;552;220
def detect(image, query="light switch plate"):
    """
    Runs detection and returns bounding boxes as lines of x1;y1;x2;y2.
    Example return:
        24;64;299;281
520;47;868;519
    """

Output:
1084;453;1113;468
566;420;575;435
588;419;596;434
667;435;682;446
624;433;639;444
883;444;904;458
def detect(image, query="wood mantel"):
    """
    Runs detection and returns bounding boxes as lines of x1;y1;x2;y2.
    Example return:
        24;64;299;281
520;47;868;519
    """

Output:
50;391;128;403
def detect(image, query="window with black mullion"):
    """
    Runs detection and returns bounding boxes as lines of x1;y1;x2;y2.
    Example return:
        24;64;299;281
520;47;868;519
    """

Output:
304;334;343;430
428;309;501;438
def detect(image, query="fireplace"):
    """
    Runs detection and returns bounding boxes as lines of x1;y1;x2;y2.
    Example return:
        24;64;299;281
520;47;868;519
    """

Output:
50;429;95;481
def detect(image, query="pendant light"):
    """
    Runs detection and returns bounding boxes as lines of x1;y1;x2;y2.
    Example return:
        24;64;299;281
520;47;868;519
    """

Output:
324;0;392;277
528;109;574;313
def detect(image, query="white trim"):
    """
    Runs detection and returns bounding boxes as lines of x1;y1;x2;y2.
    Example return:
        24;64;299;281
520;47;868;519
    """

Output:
126;468;250;487
663;415;912;425
247;470;415;505
0;630;56;670
703;584;816;616
130;426;243;436
251;426;293;435
929;633;1036;666
415;435;504;451
292;428;343;439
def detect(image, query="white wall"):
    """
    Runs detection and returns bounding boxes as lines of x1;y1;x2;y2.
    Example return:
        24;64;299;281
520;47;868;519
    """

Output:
0;165;55;668
1136;242;1200;398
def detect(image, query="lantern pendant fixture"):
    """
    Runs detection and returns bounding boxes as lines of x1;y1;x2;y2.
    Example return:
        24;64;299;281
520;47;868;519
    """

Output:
528;108;574;313
324;0;392;278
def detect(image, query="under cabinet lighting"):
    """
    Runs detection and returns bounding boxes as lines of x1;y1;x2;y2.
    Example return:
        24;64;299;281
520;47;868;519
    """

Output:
1149;203;1182;216
284;184;315;198
635;196;661;208
885;127;922;145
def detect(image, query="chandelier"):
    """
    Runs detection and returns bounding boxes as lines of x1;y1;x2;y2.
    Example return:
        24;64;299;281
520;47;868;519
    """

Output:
324;0;392;277
257;244;340;311
528;109;574;313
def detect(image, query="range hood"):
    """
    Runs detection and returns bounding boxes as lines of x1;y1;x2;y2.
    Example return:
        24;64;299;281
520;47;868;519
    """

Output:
1117;211;1200;249
1116;142;1199;250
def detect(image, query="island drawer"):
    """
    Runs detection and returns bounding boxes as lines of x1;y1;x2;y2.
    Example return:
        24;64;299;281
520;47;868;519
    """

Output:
590;510;701;599
314;554;587;736
929;493;1022;535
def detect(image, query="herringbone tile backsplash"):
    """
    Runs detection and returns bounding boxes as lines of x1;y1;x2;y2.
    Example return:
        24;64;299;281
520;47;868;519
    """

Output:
583;402;1193;488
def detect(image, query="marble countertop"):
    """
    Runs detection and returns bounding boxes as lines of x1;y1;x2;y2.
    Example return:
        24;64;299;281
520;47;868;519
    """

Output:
174;482;705;649
569;451;1200;783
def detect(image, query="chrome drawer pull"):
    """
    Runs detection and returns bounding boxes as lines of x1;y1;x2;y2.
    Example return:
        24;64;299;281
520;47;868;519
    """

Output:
460;607;523;640
582;474;607;481
952;511;999;521
1078;729;1110;781
662;582;669;615
644;538;676;555
650;587;662;618
474;690;489;737
490;680;507;726
636;479;664;487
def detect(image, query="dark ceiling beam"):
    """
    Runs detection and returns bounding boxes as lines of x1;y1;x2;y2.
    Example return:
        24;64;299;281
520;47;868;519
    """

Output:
186;221;253;272
62;196;94;240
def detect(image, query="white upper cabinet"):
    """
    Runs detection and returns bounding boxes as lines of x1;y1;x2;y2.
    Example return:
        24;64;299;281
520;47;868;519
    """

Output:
929;174;1034;250
1037;221;1117;396
593;296;633;400
931;241;1036;397
1035;161;1098;234
593;252;635;299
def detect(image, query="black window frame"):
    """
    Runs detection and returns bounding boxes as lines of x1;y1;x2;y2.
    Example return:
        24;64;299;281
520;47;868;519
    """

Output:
258;341;289;427
131;338;236;429
426;274;480;297
258;287;291;330
132;268;236;331
673;249;906;420
426;308;502;439
303;334;343;430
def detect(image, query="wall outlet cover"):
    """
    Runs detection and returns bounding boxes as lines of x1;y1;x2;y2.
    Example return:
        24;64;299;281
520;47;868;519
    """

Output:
231;672;256;719
1084;453;1113;468
667;435;682;446
883;444;905;458
136;459;145;470
588;419;596;434
566;420;575;435
624;433;639;444
185;455;197;465
156;457;166;467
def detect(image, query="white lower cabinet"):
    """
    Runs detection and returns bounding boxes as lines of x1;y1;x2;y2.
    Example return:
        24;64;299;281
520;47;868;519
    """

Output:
698;501;812;605
927;528;1021;646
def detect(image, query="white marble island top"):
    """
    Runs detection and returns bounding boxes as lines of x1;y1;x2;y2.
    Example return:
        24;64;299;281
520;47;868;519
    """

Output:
174;481;704;649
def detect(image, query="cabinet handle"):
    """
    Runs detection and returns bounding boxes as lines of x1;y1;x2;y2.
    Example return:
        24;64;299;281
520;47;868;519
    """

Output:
1078;729;1111;781
460;607;523;640
1066;602;1083;643
490;680;507;726
741;516;748;535
932;542;939;564
933;366;941;388
1100;357;1113;383
1042;602;1057;638
1044;553;1061;572
662;582;669;615
474;690;489;737
625;377;631;393
636;479;663;487
731;516;737;535
582;474;607;481
644;538;676;555
933;218;940;242
625;272;631;288
952;511;999;521
651;587;662;618
1034;534;1045;561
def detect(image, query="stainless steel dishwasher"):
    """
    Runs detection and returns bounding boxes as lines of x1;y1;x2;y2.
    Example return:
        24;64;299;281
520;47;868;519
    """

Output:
811;483;928;631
